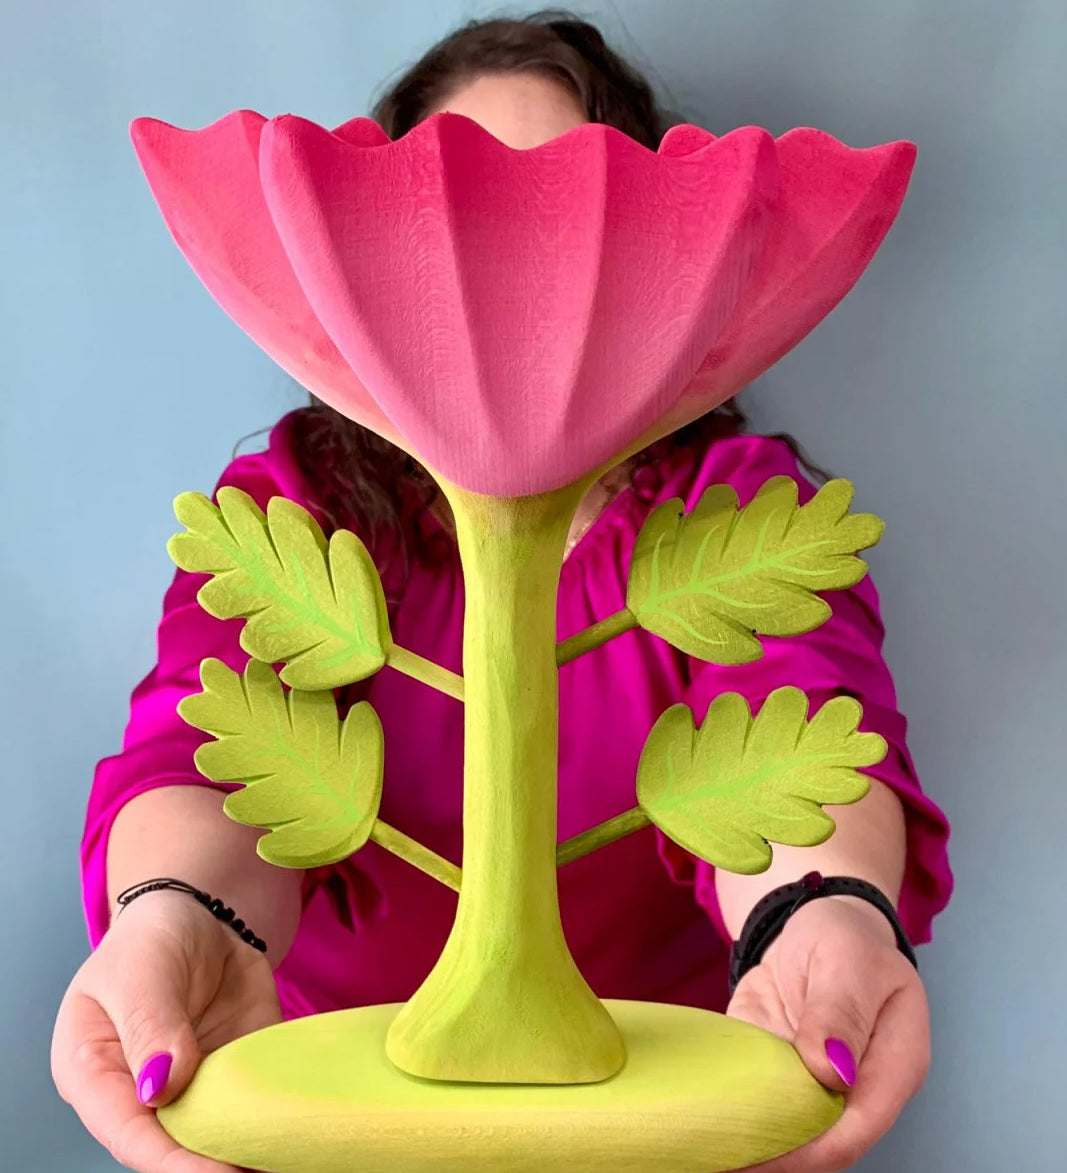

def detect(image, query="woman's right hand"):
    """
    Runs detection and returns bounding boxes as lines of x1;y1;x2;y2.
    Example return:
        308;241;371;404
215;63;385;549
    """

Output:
51;889;284;1172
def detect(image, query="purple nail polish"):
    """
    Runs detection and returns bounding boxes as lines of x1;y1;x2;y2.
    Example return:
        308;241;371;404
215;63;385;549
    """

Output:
136;1052;173;1105
825;1037;857;1086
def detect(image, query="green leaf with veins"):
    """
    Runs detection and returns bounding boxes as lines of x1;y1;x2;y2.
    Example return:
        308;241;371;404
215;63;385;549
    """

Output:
168;487;391;690
180;658;384;869
636;686;886;874
626;477;884;663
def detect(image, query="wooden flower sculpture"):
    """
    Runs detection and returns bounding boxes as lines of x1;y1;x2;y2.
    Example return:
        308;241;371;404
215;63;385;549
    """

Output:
130;108;915;1172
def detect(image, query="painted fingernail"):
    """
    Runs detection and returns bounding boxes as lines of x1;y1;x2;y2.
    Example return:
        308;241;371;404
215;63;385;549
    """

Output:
136;1051;173;1104
825;1037;857;1086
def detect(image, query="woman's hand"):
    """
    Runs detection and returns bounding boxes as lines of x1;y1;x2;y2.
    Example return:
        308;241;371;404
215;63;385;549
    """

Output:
724;895;930;1172
52;889;283;1172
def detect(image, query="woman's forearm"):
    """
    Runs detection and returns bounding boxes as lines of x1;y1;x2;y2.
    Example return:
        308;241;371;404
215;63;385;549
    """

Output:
714;777;907;943
105;784;304;966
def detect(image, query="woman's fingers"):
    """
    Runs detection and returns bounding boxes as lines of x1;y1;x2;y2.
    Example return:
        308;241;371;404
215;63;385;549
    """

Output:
52;988;240;1173
722;894;932;1173
803;973;931;1168
786;954;886;1094
733;965;931;1173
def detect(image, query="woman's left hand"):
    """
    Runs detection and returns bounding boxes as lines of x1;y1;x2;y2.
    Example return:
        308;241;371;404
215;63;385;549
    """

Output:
724;895;931;1172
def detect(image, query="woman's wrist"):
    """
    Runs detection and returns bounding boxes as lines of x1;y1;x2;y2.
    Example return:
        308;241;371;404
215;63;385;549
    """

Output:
106;785;304;964
105;883;233;948
762;892;900;963
822;893;900;944
115;877;269;953
731;868;923;994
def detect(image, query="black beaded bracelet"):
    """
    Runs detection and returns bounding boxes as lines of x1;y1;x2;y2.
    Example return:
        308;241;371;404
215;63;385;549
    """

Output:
728;871;917;996
115;878;268;953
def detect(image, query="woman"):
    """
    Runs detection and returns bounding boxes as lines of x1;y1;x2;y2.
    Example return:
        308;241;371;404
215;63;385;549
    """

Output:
52;11;952;1172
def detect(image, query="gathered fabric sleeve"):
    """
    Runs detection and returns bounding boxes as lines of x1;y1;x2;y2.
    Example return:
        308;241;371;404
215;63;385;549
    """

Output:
80;414;372;948
654;434;954;950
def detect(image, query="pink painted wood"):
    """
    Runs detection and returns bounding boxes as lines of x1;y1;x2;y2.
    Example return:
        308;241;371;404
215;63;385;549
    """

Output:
131;110;915;496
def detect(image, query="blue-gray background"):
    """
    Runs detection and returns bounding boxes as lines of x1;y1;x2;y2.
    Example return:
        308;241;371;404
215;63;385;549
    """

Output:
2;1;1064;1169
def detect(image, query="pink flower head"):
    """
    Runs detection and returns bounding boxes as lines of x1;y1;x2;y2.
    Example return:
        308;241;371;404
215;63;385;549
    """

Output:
131;109;915;496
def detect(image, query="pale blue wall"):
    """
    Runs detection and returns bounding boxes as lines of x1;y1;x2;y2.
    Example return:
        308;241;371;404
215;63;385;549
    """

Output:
2;1;1064;1169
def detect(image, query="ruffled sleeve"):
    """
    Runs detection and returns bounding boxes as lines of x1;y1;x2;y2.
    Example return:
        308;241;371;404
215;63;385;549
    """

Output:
654;434;954;949
79;411;372;947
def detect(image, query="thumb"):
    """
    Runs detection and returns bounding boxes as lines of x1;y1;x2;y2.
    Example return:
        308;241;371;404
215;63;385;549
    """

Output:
103;948;204;1108
791;980;877;1092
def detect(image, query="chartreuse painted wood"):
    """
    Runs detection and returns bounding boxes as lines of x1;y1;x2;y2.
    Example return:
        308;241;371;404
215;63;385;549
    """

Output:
557;475;883;665
385;477;626;1084
178;658;461;887
169;490;463;884
181;658;385;869
556;476;886;866
637;688;885;873
557;689;885;873
157;1001;843;1173
627;476;882;660
169;487;463;698
160;472;886;1170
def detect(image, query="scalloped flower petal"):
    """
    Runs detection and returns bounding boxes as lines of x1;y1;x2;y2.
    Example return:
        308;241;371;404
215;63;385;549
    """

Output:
258;112;776;494
130;111;403;449
132;110;916;496
653;126;917;442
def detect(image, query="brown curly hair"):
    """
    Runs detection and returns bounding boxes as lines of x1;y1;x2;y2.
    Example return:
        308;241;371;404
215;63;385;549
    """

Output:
255;8;827;571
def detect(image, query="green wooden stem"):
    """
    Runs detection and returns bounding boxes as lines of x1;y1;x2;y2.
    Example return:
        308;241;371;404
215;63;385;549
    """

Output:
556;608;637;666
556;807;651;868
385;481;625;1085
386;644;464;701
369;820;461;891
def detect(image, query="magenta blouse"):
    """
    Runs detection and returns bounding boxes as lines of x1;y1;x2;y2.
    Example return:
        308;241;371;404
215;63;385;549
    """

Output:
81;411;953;1019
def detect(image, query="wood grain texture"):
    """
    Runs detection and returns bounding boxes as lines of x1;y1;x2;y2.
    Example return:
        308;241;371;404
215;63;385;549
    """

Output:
385;481;624;1083
158;1000;843;1172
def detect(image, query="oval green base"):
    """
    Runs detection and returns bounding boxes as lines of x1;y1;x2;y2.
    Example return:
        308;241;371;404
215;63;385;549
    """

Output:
158;1000;841;1172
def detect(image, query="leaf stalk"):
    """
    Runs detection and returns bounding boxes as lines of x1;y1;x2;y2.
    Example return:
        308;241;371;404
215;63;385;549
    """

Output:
556;806;651;867
370;820;461;890
386;645;465;701
556;608;637;666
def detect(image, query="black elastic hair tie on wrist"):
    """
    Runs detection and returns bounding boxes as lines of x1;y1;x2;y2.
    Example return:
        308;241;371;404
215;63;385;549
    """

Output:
115;877;268;953
728;871;917;997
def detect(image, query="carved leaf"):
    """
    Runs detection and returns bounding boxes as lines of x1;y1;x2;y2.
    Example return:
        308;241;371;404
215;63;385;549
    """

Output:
627;477;883;662
169;487;390;690
180;658;384;868
637;686;886;873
